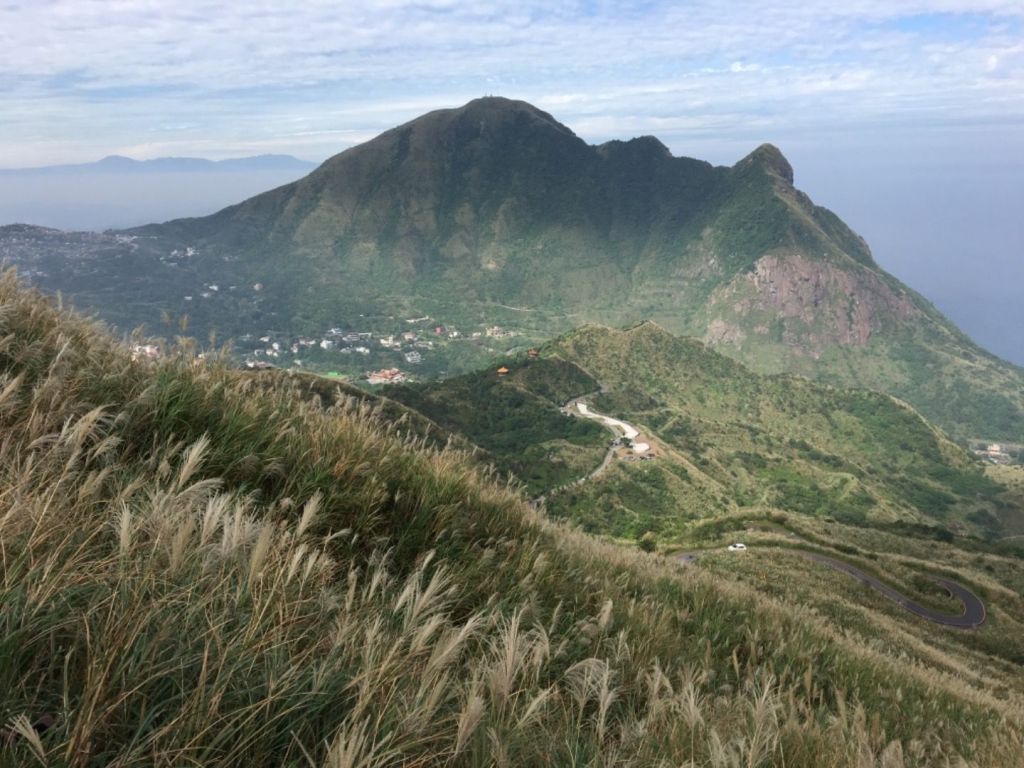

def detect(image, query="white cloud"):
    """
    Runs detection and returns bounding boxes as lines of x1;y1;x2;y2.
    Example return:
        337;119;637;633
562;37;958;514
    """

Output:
0;1;1022;164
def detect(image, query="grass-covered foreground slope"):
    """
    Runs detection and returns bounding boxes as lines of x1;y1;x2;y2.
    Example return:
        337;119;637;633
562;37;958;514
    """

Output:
384;321;1024;750
2;277;1023;765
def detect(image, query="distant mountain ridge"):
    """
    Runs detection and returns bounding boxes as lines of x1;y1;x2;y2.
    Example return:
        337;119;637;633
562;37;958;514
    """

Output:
0;154;318;230
1;96;1021;440
0;154;316;175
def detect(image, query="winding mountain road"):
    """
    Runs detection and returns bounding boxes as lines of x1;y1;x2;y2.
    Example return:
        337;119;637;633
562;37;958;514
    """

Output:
554;396;987;629
565;399;650;454
794;551;986;629
558;395;986;629
574;402;639;440
532;397;650;506
678;547;986;629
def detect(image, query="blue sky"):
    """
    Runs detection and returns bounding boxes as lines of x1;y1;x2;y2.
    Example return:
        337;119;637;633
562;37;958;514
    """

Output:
2;1;1023;364
2;1;1022;166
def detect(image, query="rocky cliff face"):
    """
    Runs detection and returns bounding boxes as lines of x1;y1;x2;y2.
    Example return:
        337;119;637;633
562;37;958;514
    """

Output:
704;252;917;357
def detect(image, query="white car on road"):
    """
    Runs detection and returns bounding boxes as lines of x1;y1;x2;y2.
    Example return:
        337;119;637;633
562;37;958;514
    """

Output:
727;542;747;552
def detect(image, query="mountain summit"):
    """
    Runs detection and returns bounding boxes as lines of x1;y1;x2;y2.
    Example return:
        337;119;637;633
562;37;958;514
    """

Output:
3;97;1021;439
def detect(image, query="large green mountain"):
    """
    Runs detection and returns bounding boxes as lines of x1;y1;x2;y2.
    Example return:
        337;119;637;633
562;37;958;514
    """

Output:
2;97;1021;439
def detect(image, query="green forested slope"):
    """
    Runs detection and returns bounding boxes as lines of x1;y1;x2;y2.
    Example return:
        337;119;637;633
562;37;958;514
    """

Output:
390;323;1014;542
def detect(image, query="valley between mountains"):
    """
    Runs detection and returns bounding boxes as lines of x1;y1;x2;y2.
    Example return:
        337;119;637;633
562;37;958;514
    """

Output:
3;273;1024;766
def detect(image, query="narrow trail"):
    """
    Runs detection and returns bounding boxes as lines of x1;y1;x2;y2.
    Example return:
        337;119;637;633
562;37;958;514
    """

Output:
676;545;986;629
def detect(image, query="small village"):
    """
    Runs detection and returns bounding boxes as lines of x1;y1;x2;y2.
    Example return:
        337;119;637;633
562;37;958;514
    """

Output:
236;317;521;384
126;290;536;386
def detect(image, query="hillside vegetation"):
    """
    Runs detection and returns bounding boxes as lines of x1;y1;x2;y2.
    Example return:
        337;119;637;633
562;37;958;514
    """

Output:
2;275;1023;765
385;322;1024;752
552;324;1016;534
391;323;1014;542
388;359;607;493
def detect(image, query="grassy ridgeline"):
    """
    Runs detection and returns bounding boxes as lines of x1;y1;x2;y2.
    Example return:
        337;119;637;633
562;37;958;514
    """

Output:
0;273;1021;766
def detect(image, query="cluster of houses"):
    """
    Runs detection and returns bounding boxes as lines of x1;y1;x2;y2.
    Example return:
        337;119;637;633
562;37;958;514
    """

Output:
159;244;196;268
233;314;533;385
484;325;516;339
241;319;469;368
972;442;1019;465
237;319;459;380
179;277;277;303
242;328;378;367
379;332;435;358
366;368;407;385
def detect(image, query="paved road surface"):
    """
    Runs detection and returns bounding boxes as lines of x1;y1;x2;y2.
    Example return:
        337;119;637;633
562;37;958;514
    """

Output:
676;548;986;629
531;401;621;506
568;400;650;454
795;551;986;629
575;402;640;440
533;398;651;507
